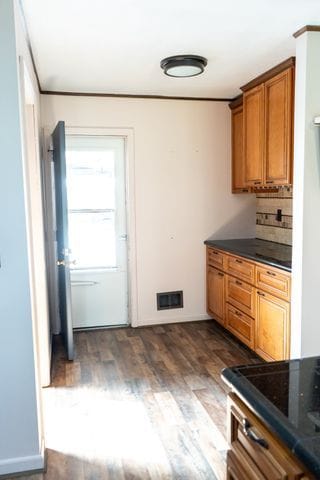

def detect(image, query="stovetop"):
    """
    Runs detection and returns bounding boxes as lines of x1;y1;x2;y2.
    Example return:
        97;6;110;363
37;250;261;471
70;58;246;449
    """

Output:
228;358;320;436
222;357;320;477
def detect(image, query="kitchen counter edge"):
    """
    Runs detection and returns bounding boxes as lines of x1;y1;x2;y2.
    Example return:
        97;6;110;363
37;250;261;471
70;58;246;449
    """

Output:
204;238;291;272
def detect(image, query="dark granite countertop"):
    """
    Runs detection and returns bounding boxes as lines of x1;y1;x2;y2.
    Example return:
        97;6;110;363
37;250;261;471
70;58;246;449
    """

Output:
222;358;320;478
204;237;292;272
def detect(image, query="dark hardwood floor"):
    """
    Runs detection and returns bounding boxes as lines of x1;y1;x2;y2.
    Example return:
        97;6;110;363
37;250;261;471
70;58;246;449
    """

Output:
14;321;260;480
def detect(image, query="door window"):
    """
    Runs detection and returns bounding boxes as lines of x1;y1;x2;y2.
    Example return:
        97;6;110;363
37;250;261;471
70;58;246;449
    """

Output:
66;136;124;269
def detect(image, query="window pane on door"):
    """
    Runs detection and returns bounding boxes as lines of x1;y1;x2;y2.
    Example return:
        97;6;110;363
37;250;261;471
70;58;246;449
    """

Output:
68;211;116;269
66;150;115;210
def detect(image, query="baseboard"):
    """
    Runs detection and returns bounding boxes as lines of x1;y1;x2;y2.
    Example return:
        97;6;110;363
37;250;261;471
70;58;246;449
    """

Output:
134;313;211;327
0;441;45;477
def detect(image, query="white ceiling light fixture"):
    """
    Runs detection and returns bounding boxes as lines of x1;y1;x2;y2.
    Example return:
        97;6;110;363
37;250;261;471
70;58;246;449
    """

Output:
160;55;208;78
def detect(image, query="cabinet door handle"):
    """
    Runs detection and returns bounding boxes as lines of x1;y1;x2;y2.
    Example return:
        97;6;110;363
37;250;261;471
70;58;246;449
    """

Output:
242;419;269;449
235;280;242;286
235;259;242;264
218;272;224;277
235;310;242;317
257;291;265;296
266;270;276;276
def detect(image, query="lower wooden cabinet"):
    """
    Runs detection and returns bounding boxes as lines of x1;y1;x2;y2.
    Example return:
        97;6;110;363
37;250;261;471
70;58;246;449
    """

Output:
227;393;311;479
255;290;290;361
206;246;291;361
207;265;225;326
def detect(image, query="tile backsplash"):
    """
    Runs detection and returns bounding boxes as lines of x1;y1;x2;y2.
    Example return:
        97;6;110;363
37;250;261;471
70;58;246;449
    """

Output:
256;187;292;245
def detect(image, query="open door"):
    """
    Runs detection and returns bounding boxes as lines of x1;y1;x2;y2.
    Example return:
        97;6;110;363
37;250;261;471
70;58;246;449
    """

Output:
52;121;74;360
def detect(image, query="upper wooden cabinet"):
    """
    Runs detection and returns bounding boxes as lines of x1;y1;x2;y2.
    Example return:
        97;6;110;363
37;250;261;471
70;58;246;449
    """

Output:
231;103;249;193
264;68;294;185
230;57;295;192
243;84;265;187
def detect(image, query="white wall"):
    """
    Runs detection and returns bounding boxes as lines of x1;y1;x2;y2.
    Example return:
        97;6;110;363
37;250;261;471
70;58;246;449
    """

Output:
0;0;44;475
291;30;320;358
41;95;256;326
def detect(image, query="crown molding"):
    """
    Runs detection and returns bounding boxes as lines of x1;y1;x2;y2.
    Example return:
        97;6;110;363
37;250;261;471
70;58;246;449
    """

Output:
240;57;295;92
41;90;232;102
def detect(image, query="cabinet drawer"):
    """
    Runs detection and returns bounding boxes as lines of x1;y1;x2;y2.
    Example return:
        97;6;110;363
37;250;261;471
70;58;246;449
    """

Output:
227;276;255;317
227;255;255;284
228;393;305;480
207;247;226;270
227;444;264;480
226;304;254;349
256;265;291;301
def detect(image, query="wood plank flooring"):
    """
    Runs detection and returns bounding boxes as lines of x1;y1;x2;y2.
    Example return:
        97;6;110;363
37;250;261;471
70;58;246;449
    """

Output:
11;321;260;480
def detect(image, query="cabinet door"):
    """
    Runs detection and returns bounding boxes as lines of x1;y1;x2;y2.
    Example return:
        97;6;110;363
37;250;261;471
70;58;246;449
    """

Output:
243;85;264;187
232;105;249;193
255;291;290;361
264;67;294;186
207;266;225;326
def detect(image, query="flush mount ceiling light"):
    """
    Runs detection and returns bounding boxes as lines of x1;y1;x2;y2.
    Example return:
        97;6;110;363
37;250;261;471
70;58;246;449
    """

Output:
160;55;207;78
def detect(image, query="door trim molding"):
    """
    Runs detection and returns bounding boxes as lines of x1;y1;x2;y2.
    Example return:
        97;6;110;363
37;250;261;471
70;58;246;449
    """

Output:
65;127;138;327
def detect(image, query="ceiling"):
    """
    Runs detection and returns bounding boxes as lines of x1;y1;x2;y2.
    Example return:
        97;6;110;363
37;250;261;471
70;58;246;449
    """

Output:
21;0;320;99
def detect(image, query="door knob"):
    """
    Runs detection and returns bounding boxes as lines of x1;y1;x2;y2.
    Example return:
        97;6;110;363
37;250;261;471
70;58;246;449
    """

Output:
56;259;77;267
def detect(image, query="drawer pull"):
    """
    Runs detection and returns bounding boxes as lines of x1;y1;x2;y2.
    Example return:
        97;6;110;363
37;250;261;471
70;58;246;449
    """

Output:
254;181;261;185
218;272;224;277
242;419;269;449
235;259;242;264
266;180;274;184
266;270;276;276
235;280;242;286
257;291;265;297
212;251;219;255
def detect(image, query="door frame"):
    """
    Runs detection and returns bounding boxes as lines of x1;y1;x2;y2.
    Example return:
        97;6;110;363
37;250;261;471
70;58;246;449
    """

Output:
64;126;138;327
19;57;51;388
